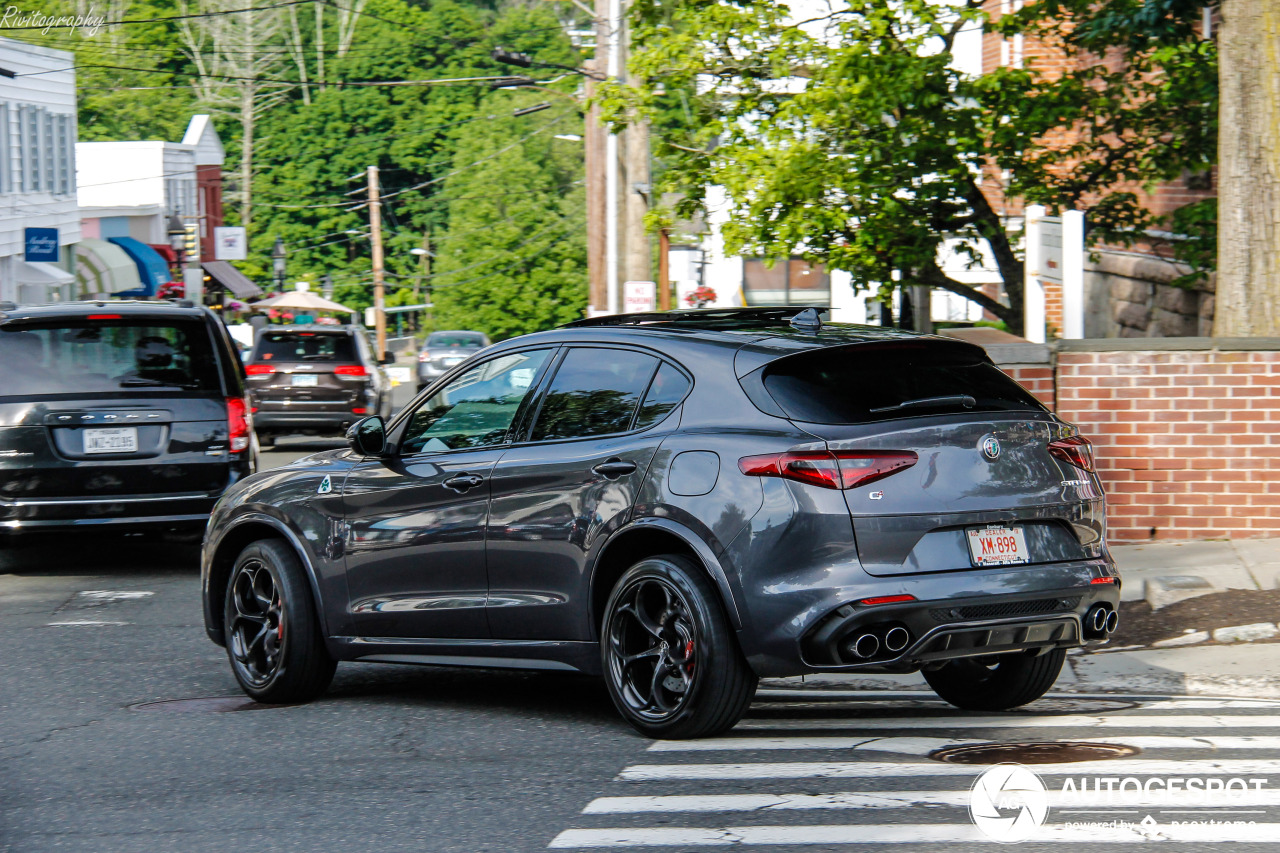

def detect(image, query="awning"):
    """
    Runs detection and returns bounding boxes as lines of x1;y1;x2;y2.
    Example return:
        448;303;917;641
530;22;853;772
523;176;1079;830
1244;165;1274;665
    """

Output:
108;236;172;297
74;239;144;296
14;260;74;286
203;261;263;299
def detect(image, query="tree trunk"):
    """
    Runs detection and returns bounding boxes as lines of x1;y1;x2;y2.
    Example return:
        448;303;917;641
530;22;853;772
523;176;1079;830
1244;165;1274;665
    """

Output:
1215;0;1280;336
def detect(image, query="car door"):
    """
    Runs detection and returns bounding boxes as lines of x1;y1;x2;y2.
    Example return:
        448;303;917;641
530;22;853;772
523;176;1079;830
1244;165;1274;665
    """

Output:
342;347;555;639
485;347;692;641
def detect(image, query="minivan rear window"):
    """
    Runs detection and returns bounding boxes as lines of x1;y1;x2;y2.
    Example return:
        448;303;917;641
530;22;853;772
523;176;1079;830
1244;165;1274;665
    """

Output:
0;320;222;397
760;343;1046;424
254;331;357;363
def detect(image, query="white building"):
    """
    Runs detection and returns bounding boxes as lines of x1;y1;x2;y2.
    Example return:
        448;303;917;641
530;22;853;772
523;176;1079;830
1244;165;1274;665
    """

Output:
78;138;199;244
0;37;81;305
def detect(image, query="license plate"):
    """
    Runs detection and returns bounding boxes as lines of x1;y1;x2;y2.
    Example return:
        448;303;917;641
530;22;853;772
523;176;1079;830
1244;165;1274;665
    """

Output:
292;374;319;387
443;357;464;366
966;526;1029;566
83;427;138;455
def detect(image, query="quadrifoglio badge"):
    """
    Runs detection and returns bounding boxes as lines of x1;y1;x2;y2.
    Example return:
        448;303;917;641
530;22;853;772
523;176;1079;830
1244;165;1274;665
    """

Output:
970;763;1270;842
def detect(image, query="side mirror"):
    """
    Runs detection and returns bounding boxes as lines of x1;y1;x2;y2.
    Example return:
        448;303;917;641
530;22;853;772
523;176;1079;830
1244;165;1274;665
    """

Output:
346;416;387;457
381;350;395;365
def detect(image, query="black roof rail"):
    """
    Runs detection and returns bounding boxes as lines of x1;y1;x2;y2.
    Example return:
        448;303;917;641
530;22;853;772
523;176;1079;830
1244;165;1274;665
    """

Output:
562;306;829;329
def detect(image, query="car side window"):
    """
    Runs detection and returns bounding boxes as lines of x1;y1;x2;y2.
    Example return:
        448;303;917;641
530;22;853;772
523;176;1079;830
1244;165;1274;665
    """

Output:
634;362;692;430
529;347;659;442
400;349;552;454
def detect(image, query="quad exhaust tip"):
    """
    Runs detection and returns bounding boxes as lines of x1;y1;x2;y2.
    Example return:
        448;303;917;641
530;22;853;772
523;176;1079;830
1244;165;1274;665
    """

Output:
884;626;911;653
849;633;880;659
1105;608;1119;634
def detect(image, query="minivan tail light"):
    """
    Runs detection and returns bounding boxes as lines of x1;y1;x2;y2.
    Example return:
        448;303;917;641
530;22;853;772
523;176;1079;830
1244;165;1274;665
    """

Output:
227;397;251;453
1048;436;1095;473
738;450;918;490
333;364;368;377
245;364;275;375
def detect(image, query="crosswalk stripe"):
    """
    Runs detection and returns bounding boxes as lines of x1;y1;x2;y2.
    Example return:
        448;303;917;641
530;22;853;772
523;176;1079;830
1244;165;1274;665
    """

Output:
583;788;1280;813
752;691;1280;709
549;823;1280;847
649;735;1280;753
735;714;1280;731
619;759;1280;781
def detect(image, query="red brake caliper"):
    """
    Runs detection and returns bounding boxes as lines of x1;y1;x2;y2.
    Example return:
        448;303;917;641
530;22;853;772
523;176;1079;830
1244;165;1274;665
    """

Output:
685;640;695;673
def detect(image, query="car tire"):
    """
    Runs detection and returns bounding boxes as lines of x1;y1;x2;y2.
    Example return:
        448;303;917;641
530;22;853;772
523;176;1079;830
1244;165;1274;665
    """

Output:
923;648;1066;711
256;432;275;450
223;538;336;704
601;555;757;739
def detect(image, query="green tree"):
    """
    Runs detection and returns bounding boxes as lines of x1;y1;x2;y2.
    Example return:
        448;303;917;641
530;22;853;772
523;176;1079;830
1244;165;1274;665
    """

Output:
603;0;1216;333
430;90;587;339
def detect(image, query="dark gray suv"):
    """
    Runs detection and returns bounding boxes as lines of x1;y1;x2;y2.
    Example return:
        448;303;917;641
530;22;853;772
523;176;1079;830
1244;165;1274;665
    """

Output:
200;308;1119;738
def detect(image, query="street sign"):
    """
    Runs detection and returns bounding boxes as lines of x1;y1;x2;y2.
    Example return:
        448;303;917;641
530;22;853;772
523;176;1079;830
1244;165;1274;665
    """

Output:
214;226;247;261
623;280;656;313
23;227;58;262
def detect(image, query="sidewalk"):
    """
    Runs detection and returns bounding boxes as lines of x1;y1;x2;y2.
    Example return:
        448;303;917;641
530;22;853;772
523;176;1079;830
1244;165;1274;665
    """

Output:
763;537;1280;699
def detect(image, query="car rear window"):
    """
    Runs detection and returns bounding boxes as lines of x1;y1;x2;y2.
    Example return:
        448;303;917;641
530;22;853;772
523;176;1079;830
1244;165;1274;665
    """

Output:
254;331;357;363
428;333;485;348
0;319;222;397
760;342;1046;424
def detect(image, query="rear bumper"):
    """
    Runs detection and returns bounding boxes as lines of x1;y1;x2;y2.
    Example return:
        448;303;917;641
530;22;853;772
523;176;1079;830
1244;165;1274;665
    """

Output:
0;492;218;533
253;411;360;433
739;557;1121;677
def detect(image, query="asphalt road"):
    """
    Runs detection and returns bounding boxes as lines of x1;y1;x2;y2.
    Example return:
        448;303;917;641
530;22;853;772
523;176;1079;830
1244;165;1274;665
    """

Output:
4;378;1280;851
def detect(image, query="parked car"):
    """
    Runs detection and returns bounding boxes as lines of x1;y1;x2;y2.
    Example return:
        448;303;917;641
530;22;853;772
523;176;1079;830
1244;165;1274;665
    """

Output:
0;299;254;538
244;325;393;447
200;307;1119;738
417;330;490;391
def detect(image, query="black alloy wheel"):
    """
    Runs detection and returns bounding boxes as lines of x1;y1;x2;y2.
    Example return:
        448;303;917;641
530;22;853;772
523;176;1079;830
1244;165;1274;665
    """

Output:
224;539;336;703
602;555;757;739
923;647;1066;711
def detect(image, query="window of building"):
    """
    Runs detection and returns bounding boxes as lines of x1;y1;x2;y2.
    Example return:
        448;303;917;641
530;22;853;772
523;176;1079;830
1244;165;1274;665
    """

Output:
0;103;9;194
742;258;831;307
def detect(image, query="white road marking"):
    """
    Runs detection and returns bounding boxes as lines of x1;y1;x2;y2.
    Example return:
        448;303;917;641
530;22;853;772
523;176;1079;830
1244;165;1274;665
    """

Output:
77;590;154;600
751;690;1280;709
736;714;1280;731
549;823;1280;847
650;735;1280;753
583;787;1280;813
618;758;1280;781
46;620;131;627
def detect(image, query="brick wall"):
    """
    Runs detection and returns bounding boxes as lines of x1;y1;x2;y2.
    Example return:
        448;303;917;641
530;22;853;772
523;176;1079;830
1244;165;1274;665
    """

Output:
1004;364;1056;410
1054;342;1280;542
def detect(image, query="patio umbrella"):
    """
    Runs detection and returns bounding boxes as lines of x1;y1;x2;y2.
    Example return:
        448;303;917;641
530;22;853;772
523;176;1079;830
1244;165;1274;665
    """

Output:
251;291;357;314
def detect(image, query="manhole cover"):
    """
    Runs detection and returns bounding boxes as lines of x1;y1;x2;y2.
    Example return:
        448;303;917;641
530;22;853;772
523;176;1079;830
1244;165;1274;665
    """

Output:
930;741;1140;764
130;697;291;713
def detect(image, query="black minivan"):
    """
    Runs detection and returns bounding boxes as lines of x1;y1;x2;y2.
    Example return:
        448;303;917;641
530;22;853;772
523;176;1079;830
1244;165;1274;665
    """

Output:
0;300;254;537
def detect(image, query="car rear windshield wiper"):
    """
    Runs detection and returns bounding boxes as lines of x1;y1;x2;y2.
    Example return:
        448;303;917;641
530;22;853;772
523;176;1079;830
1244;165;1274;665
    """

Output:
118;378;199;389
869;394;976;414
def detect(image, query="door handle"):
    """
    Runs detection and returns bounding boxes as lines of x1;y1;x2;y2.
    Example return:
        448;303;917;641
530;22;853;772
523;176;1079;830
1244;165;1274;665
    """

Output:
443;473;485;491
592;458;637;479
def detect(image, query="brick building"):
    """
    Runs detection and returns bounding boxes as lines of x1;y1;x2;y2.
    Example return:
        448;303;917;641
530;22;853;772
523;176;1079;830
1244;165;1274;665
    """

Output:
982;0;1218;339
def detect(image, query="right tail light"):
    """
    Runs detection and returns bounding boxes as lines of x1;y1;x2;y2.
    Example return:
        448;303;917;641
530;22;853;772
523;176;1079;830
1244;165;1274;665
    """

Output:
739;450;918;490
1048;436;1095;472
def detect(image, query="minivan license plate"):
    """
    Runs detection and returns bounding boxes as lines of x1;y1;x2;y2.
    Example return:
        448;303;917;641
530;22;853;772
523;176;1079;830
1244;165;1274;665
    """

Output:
967;526;1029;566
83;427;139;455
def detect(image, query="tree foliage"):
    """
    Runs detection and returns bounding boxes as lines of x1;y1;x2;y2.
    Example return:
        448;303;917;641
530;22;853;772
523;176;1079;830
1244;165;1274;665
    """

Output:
601;0;1216;332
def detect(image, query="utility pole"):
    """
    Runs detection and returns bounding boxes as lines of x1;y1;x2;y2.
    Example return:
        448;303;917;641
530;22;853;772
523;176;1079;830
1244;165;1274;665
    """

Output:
368;165;387;357
622;17;651;290
658;227;671;310
604;0;622;315
585;56;608;315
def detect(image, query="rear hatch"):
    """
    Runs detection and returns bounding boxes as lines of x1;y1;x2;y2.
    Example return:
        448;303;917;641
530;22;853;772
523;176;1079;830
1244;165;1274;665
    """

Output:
756;340;1105;575
247;329;370;414
0;315;235;503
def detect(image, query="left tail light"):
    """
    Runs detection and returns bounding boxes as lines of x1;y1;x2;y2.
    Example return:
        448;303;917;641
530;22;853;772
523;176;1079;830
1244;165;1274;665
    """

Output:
739;449;918;490
227;397;251;453
1048;436;1095;473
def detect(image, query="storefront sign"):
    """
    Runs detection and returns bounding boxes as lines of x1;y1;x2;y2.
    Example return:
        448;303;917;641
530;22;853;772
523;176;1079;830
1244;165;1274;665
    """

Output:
24;228;58;262
214;226;248;261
